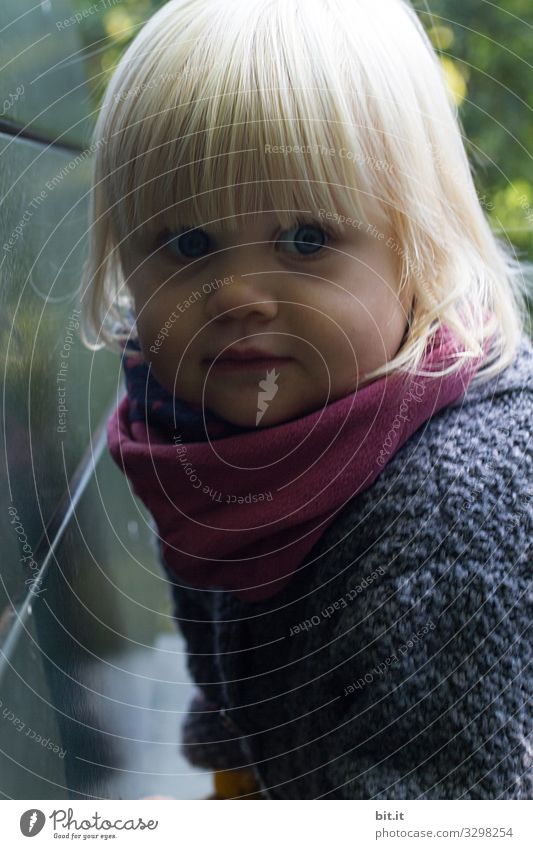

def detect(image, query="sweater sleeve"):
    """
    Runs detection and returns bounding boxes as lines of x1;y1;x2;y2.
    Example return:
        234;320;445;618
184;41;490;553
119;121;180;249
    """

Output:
165;579;254;771
321;395;532;799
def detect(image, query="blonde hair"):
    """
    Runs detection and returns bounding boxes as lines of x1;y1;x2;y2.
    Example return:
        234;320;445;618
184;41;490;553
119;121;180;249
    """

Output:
80;0;532;385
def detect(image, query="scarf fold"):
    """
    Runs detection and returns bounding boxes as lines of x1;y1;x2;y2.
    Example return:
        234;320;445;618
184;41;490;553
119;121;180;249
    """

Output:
107;323;485;602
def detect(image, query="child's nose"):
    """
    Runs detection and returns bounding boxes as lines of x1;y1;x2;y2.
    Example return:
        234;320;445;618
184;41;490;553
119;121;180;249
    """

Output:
204;273;278;323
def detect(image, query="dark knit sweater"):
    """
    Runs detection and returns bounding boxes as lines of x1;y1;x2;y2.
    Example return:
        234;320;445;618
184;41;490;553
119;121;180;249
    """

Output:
165;333;533;799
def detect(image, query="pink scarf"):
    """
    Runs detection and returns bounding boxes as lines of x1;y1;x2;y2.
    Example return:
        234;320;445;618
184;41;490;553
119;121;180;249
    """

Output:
107;323;485;602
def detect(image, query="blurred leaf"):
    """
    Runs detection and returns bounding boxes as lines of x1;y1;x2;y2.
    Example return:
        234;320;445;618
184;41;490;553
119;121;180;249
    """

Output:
103;10;136;43
439;56;468;106
428;25;455;50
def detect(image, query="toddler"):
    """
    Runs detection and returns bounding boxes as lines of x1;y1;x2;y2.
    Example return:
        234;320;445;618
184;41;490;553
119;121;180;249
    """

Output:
81;0;533;798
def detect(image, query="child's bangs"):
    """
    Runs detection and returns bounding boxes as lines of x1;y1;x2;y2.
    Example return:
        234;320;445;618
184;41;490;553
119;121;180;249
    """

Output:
100;0;393;246
106;100;386;247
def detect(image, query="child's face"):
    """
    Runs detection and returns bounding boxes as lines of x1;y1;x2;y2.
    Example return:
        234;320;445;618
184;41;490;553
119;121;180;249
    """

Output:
124;210;412;428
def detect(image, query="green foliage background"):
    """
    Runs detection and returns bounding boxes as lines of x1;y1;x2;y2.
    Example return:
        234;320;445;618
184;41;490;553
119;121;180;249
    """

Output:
413;1;533;264
73;0;533;265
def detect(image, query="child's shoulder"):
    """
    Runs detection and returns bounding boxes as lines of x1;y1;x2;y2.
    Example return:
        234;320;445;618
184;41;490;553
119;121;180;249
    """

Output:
318;333;532;583
451;330;533;409
385;331;530;474
422;330;533;475
399;330;532;484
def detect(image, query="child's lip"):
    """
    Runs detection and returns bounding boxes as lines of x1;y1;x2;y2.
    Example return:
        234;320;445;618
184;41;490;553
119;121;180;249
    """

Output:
206;346;285;361
206;357;292;371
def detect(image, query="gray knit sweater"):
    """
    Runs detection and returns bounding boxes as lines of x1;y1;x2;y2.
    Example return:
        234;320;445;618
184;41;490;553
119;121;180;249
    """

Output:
167;333;533;799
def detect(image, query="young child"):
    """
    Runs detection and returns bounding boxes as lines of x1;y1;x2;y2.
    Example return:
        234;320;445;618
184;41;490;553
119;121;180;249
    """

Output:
81;0;533;799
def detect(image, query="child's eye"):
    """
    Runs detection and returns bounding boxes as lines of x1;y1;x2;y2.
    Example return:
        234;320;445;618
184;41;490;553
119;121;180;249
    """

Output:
154;226;211;259
276;222;330;256
151;221;331;261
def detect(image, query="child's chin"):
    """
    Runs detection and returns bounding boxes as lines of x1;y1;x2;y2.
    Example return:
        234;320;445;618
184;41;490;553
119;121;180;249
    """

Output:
213;403;292;430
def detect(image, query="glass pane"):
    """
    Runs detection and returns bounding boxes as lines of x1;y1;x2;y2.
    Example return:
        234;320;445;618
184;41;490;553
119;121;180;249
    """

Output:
0;131;118;618
0;0;93;148
0;449;209;800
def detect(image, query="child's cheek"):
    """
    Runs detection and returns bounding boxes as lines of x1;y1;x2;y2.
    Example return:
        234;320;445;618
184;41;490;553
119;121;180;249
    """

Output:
135;305;181;370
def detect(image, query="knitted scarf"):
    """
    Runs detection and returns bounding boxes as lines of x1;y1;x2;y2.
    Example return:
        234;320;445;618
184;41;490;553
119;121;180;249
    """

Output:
107;323;485;602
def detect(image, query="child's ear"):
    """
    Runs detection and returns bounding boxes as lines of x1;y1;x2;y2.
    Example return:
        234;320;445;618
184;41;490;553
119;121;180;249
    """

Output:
119;306;146;364
122;332;145;362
